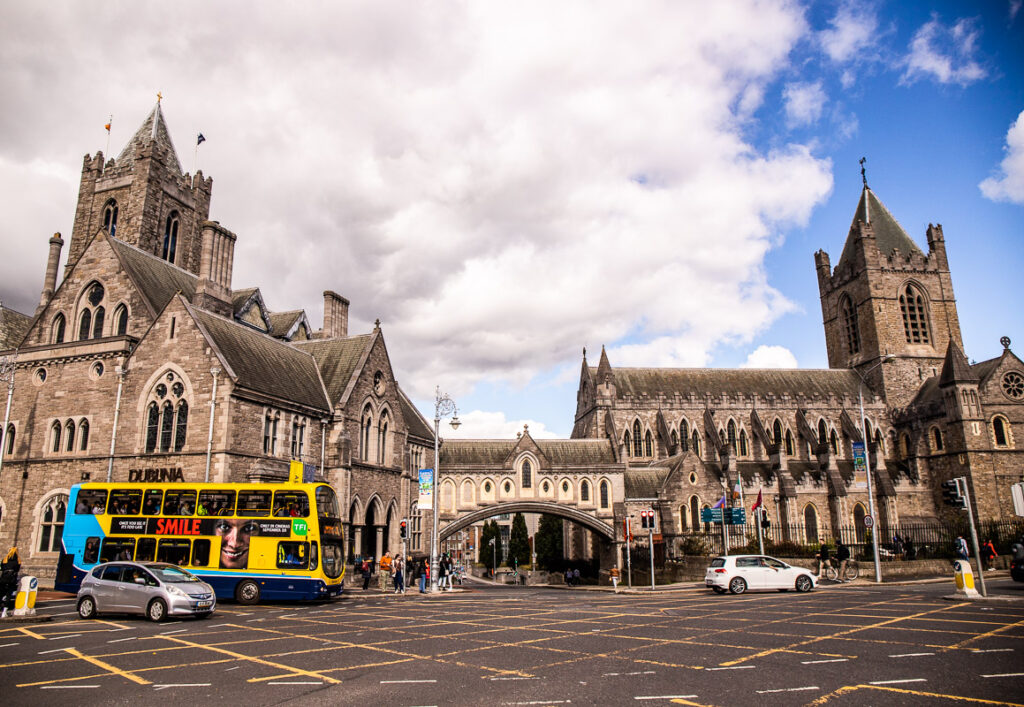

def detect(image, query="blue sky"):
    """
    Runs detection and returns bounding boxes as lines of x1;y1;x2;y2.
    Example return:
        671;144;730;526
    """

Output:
0;2;1021;439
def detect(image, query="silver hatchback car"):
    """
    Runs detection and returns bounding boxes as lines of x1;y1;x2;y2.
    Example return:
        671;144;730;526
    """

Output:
77;562;216;621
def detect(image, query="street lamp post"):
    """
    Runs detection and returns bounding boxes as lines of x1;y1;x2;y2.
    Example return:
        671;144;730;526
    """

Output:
0;352;16;483
431;386;460;593
855;354;894;583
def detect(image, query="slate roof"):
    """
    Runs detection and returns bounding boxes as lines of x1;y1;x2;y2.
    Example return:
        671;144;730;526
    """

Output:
114;103;183;174
911;354;1003;408
440;439;618;466
0;303;31;349
839;187;922;268
397;387;435;442
189;304;330;413
109;237;197;314
231;288;259;316
293;336;373;405
593;366;864;399
268;310;305;338
938;341;977;386
624;469;669;498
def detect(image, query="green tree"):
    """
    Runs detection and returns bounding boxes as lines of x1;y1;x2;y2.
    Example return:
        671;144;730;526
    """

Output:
480;519;504;569
508;513;531;568
534;514;564;571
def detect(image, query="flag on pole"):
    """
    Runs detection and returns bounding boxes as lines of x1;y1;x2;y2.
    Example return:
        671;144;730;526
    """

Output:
104;117;112;132
197;133;206;146
712;494;726;509
732;482;742;500
751;488;763;512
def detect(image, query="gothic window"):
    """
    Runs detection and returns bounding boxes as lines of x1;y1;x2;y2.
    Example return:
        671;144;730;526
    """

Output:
599;480;610;509
992;416;1011;448
87;281;104;306
680;420;689;451
690;496;700;530
78;309;92;341
52;313;66;344
692;430;700;457
840;295;860;355
580;480;590;502
632;420;642;457
160;401;174;452
623;431;631;457
64;420;76;452
830;429;839;456
102;199;118;236
932;427;943;452
92;306;105;338
644;430;653;457
145;373;190;454
679;504;688;531
3;423;14;456
899;283;931;344
462;481;473;503
1002;372;1024;401
377;409;390;465
263;410;280;456
773;419;783;447
162;211;180;263
146;402;159;453
899;433;911;459
79;419;90;451
817;419;828;446
521;460;532;489
727;420;737;451
874;429;884;455
804;504;819;544
290;417;306;459
113;304;128;336
739;430;749;456
174;401;188;452
37;493;67;553
785;429;794;456
670;430;678;449
50;421;61;453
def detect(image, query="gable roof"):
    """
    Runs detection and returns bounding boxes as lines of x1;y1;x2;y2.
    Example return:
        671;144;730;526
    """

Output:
0;303;31;350
268;310;307;339
114;102;183;174
397;387;435;442
839;187;922;268
440;438;617;466
624;468;669;499
592;366;865;400
938;340;978;386
231;288;259;315
292;335;374;405
186;301;330;413
108;236;198;315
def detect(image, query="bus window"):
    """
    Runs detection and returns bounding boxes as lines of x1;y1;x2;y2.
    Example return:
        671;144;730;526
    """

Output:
321;542;343;579
192;539;211;567
107;489;142;515
198;490;235;516
75;489;108;514
309;541;318;571
100;537;135;563
136;537;156;562
84;537;100;563
142;489;163;515
237;490;272;517
273;491;310;518
164;490;197;516
315;485;341;519
276;541;309;569
157;539;191;566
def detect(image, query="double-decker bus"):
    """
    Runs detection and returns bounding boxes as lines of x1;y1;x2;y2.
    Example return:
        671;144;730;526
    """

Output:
56;481;345;604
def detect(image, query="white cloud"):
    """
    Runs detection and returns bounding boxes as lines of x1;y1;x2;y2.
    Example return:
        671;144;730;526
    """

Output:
901;15;987;86
0;2;832;400
443;410;558;440
783;82;827;127
979;110;1024;204
819;3;878;64
740;345;798;368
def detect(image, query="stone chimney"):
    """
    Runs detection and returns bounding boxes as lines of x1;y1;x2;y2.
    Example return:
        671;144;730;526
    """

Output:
322;291;349;338
38;232;64;311
192;221;236;317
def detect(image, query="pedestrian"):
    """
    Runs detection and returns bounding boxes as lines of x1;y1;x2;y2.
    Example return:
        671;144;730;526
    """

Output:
816;542;832;577
379;551;392;592
835;539;851;582
904;537;917;561
892;531;904;557
361;557;373;591
564;568;572;587
393;556;405;594
0;547;21;618
438;553;449;591
572;568;581;586
954;535;969;562
981;539;998;571
610;566;620;591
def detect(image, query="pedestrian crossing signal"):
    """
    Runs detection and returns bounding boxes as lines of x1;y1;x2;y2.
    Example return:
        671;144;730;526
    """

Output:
400;519;408;539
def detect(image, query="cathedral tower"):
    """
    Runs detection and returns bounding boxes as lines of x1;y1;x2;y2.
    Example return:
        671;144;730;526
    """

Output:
67;102;213;275
815;183;964;409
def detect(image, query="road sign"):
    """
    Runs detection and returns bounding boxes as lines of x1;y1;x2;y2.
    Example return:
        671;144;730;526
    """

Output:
701;508;723;523
726;508;746;525
863;515;874;528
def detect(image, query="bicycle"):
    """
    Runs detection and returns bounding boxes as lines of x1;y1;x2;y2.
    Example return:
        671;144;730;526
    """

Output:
824;559;860;582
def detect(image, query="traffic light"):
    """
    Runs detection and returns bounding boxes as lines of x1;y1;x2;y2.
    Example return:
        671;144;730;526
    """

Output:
399;519;408;539
639;510;648;529
760;509;770;529
640;509;655;530
942;480;966;509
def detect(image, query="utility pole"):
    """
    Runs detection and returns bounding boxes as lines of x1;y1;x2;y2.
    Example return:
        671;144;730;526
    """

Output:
624;516;632;589
648;509;656;591
958;476;988;597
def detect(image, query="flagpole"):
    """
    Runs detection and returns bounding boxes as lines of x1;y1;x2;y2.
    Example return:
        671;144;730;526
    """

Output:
720;479;730;556
104;115;112;159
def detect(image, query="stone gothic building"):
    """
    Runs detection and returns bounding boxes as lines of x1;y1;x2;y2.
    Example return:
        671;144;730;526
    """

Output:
0;104;434;579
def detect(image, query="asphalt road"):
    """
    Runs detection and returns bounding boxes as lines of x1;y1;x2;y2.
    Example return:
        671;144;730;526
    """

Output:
1;577;1022;706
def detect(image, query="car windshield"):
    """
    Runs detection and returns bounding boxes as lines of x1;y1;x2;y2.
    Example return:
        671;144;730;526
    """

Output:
149;564;201;583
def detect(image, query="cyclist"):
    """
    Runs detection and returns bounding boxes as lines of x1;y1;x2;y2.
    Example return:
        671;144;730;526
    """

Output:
816;542;832;578
835;539;851;582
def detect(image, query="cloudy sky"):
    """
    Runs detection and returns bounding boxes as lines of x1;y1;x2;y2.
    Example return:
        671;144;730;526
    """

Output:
1;1;1021;438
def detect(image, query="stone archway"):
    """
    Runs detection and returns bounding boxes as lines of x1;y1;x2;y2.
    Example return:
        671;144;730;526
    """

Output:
439;501;616;542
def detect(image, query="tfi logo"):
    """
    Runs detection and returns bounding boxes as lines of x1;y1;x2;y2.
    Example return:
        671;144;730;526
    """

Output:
292;519;308;536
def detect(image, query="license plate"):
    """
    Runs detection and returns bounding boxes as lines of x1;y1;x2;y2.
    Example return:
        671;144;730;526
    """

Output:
196;600;212;608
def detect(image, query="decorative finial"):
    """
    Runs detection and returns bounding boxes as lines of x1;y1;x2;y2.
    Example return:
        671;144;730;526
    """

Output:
583;346;587;359
859;156;867;187
157;91;163;103
523;423;529;432
1001;336;1011;350
374;318;381;329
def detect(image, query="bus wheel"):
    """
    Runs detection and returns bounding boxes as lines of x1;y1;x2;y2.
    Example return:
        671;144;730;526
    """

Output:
235;580;260;605
147;598;167;622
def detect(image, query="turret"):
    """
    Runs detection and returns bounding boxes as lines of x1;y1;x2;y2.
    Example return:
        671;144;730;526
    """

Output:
38;232;64;311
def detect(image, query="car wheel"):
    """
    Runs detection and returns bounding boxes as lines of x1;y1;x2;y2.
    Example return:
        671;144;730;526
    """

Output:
77;596;97;619
147;598;168;622
235;579;260;605
795;575;813;593
728;577;747;595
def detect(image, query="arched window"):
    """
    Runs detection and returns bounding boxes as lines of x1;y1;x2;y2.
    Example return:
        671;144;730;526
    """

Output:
899;433;911;459
852;503;867;543
145;373;190;454
739;429;748;456
679;504;689;532
162;211;180;263
874;429;884;455
37;493;68;553
830;429;839;456
692;430;701;457
644;430;653;457
377;409;389;465
804;504;819;544
599;480;610;509
520;459;532;489
174;401;188;452
580;480;590;502
52;313;66;344
146;402;159;453
932;427;943;452
102;199;118;236
841;295;860;355
360;405;373;461
40;422;59;457
690;496;700;531
160;401;174;452
785;429;794;456
632;420;643;457
623;431;631;457
78;309;92;341
670;430;678;449
92;306;105;338
3;423;15;456
817;419;828;446
64;420;75;452
113;304;128;336
773;419;783;448
993;416;1010;447
79;419;90;451
461;481;473;503
899;283;931;344
727;420;737;451
680;420;689;451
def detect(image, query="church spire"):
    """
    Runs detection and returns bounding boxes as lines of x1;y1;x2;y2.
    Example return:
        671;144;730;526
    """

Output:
938;339;978;387
837;181;922;270
113;100;183;174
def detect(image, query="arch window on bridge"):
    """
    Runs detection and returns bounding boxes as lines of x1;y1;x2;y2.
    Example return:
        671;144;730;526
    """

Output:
520;459;532;489
541;480;551;495
481;480;495;502
461;480;474;504
503;480;513;495
559;479;572;500
599;480;609;509
580;480;590;502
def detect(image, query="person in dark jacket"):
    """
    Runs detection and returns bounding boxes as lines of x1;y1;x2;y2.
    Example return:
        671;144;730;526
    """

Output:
835;540;851;582
1;547;21;616
816;543;832;577
361;557;374;591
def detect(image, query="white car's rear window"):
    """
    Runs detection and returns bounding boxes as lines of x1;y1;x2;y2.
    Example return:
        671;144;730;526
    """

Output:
710;557;726;568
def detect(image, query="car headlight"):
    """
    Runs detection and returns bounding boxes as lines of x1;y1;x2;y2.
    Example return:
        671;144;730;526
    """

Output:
166;584;188;598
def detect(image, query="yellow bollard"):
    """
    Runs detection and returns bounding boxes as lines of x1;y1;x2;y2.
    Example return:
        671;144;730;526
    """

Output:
13;576;38;616
953;560;980;598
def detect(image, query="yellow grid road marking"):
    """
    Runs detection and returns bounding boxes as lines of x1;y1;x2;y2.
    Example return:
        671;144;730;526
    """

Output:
808;683;1024;706
61;647;151;685
158;635;341;684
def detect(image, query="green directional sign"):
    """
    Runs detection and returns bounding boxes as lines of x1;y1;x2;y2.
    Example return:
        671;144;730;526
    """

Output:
726;508;746;525
701;508;723;523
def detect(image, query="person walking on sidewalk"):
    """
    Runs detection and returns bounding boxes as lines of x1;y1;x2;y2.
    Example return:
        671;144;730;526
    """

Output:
816;543;832;577
393;556;405;594
955;535;969;562
379;551;393;592
361;557;373;591
981;539;998;571
835;539;851;582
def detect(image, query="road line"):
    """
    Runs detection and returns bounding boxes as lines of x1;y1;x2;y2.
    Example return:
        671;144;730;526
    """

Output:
490;677;539;680
154;683;212;690
49;611;80;617
41;685;99;689
634;696;697;701
972;648;1014;653
158;634;340;684
159;629;188;635
107;637;137;643
981;672;1024;678
802;658;848;664
64;647;152;685
889;652;934;657
504;701;571;705
756;686;819;694
869;678;927;685
47;634;81;640
39;648;70;654
268;681;323;685
0;642;20;648
225;666;240;671
706;666;756;670
381;679;437;683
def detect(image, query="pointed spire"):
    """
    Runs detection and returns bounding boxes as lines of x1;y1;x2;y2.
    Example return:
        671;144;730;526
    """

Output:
838;184;922;269
597;344;614;385
939;340;978;387
114;101;183;174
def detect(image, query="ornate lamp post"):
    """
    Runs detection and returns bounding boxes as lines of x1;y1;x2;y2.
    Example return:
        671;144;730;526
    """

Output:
855;354;895;583
431;386;460;592
0;352;16;483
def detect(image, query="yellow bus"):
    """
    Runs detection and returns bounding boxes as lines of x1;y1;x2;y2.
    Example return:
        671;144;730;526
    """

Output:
56;481;345;603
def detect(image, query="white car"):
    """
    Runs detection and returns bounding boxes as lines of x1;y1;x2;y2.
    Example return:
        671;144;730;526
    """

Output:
705;555;817;594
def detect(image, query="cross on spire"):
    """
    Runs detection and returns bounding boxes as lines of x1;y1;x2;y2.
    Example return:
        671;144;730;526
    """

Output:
859;156;868;187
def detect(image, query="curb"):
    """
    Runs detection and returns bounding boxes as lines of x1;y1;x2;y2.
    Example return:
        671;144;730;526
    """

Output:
0;614;54;624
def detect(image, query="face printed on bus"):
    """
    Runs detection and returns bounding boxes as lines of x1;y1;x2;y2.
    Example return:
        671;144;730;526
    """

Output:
215;519;258;569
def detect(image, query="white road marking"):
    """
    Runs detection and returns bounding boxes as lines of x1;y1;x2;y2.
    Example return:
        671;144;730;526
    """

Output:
0;642;20;648
381;679;437;683
981;673;1024;679
707;666;756;671
972;649;1014;653
41;685;99;689
268;681;322;685
635;696;698;701
889;652;934;658
756;686;819;694
153;683;212;690
108;637;137;644
47;634;81;640
225;666;240;671
49;611;80;617
801;659;848;664
504;701;572;705
870;679;927;685
39;648;70;655
159;629;187;635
